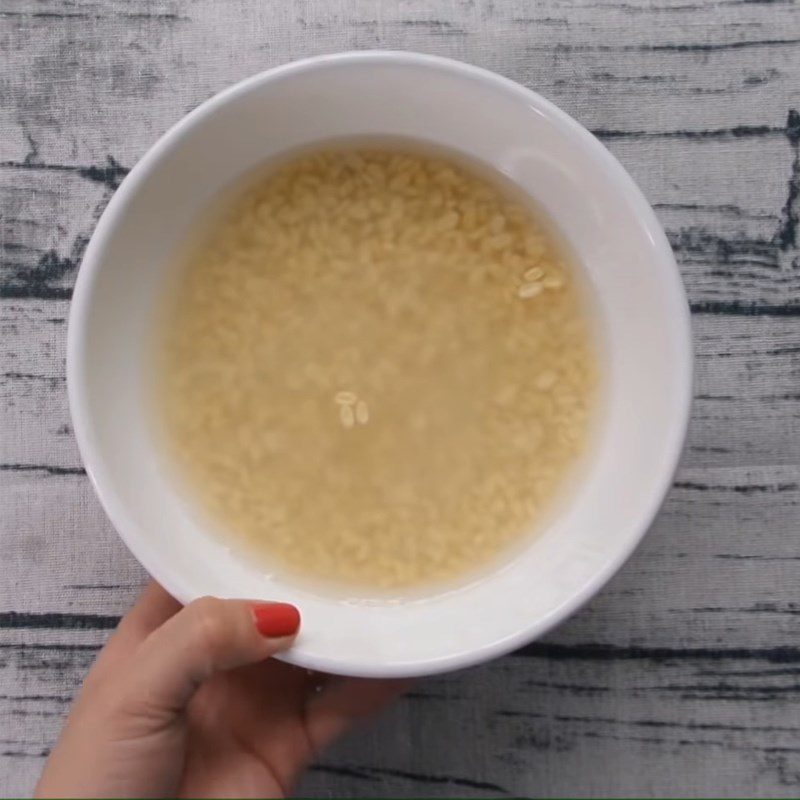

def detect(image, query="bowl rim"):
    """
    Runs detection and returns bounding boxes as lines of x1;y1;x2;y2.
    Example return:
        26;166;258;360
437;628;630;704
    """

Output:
67;50;693;676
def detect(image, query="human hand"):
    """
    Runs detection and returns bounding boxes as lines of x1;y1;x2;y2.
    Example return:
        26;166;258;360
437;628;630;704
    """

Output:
35;582;407;798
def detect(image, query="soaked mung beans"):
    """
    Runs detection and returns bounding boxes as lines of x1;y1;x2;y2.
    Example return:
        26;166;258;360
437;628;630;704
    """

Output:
155;146;599;591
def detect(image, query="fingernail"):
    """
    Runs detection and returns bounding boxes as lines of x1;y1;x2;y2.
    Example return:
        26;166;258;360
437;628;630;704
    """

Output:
252;603;301;638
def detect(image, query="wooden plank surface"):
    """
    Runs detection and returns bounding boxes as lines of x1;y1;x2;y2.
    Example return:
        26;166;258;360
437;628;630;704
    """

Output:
2;0;800;796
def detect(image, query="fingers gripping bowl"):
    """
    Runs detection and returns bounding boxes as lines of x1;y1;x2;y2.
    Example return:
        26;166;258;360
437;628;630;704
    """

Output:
67;52;692;677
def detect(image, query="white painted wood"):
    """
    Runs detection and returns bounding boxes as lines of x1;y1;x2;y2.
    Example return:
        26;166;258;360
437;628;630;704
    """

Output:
2;0;800;796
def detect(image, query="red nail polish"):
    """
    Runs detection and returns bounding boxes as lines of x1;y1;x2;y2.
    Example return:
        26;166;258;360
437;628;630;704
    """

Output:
253;603;301;638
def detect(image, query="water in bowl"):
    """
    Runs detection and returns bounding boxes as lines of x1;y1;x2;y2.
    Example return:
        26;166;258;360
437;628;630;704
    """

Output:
151;141;601;593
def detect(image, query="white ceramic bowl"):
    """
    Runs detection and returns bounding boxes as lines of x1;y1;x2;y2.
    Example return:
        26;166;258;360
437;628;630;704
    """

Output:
68;51;692;677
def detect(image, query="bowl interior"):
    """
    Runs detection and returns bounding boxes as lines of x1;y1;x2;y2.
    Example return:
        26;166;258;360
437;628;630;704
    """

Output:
69;53;691;677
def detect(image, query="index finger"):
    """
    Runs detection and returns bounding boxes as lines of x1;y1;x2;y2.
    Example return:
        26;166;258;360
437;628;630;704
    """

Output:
89;581;182;681
306;676;411;752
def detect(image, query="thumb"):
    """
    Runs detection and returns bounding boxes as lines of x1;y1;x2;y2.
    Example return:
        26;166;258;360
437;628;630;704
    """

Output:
121;596;300;713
